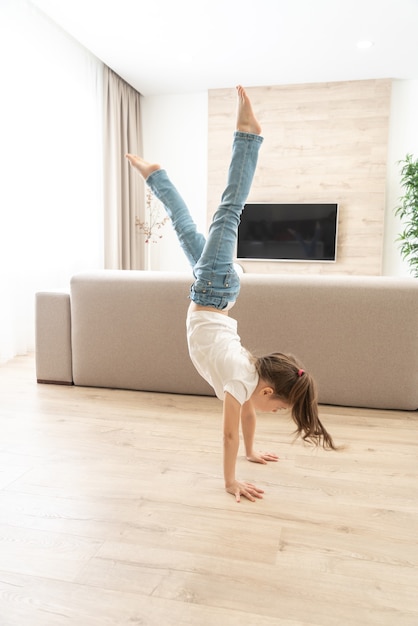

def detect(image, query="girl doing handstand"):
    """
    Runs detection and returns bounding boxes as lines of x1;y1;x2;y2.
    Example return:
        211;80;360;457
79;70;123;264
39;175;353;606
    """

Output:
126;85;336;503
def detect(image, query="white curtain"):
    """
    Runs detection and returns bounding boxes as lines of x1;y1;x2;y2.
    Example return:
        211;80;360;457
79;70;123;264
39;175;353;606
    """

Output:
0;0;104;364
103;67;144;270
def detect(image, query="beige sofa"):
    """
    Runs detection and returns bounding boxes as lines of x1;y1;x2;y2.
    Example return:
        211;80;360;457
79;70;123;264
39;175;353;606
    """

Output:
35;270;418;411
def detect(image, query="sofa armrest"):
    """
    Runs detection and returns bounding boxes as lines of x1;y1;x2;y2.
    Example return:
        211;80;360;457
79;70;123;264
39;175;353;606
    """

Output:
35;291;73;384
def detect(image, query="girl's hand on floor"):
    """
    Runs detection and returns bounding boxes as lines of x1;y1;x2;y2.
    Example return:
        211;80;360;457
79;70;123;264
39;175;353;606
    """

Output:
246;451;279;464
226;480;264;503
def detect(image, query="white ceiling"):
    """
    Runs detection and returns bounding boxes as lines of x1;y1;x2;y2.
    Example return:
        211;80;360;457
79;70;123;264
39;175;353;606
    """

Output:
31;0;418;96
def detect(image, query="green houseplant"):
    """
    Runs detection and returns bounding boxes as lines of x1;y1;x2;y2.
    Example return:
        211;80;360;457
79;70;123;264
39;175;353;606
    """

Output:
394;153;418;277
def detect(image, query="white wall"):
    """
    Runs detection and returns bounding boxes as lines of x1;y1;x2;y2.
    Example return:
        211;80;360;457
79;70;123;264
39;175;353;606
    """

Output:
141;80;418;276
383;79;418;276
140;92;208;273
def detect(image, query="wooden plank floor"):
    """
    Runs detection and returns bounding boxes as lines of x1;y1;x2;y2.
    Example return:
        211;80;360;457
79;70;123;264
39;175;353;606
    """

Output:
0;355;417;626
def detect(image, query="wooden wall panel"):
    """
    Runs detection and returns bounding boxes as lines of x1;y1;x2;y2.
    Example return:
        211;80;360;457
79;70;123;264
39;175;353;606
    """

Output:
208;79;392;275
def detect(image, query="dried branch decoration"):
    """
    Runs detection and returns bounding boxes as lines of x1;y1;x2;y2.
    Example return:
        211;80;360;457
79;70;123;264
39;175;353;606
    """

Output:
136;188;169;243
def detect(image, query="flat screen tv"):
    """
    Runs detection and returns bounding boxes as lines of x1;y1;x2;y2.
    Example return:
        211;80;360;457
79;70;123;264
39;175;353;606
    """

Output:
237;203;339;262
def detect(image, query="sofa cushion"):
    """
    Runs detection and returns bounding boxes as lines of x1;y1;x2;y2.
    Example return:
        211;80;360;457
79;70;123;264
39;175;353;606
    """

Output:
70;271;214;396
234;274;418;410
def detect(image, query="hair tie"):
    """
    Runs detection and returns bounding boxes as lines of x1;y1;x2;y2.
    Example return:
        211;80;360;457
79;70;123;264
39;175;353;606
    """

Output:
298;369;305;377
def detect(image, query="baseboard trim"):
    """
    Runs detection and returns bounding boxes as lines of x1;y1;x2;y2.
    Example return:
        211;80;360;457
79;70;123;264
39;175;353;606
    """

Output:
37;379;73;386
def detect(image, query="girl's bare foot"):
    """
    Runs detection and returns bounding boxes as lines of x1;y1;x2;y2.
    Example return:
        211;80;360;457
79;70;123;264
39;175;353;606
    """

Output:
236;85;262;135
125;154;160;180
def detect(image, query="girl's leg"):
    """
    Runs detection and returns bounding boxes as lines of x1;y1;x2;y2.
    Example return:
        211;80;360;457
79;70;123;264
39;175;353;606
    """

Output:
125;155;205;268
191;87;263;308
146;169;206;267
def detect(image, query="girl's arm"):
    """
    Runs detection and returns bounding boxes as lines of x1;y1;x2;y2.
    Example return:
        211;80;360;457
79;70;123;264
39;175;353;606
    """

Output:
240;399;258;459
223;392;264;502
241;399;279;464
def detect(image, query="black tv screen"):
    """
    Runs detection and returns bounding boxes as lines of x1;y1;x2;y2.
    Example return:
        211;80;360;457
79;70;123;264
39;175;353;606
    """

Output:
237;203;339;262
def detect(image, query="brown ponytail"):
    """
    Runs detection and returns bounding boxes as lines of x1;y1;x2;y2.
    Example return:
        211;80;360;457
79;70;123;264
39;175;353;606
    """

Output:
254;352;337;450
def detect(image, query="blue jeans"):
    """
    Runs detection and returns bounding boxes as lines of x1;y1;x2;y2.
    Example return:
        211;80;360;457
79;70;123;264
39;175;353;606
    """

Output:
146;131;264;309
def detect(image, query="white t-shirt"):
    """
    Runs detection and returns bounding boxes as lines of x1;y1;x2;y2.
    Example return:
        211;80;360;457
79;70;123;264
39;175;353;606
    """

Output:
186;310;259;405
